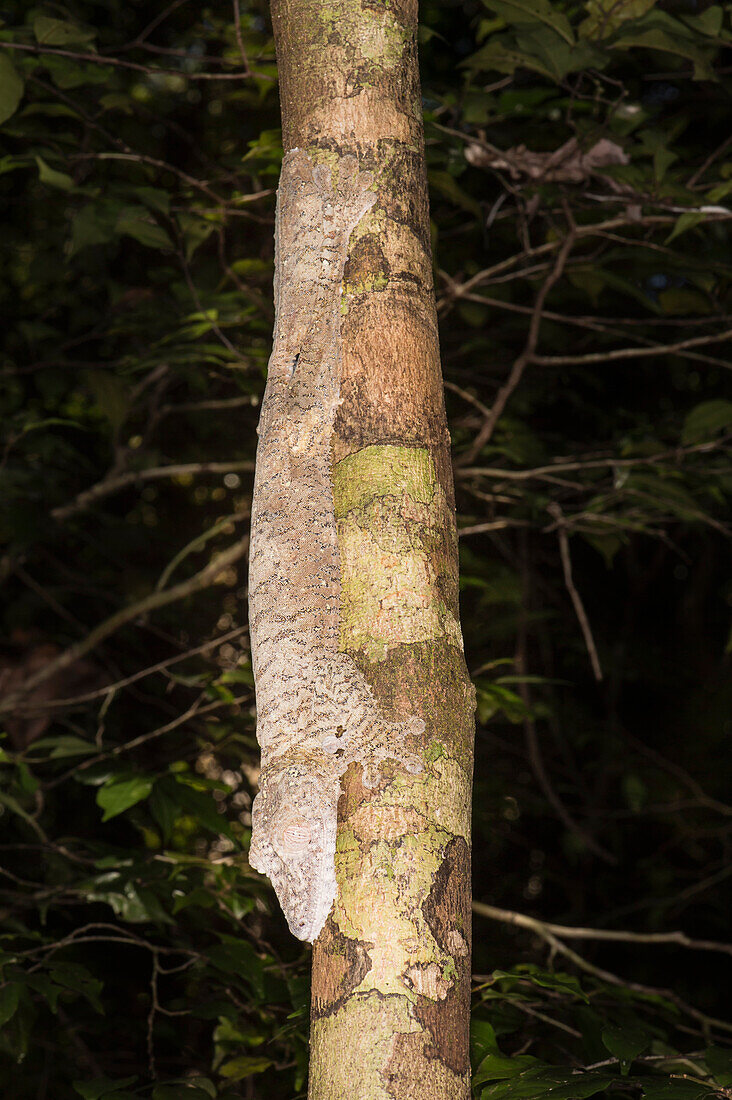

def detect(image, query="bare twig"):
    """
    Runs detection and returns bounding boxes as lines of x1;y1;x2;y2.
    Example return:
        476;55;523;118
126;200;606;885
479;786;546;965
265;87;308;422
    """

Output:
532;328;732;368
516;540;616;863
21;625;248;712
437;214;732;314
160;395;259;416
458;520;531;537
688;134;732;188
52;461;254;521
3;40;264;80
624;733;732;818
0;541;248;714
457;436;732;482
547;503;603;682
148;953;160;1078
456;208;577;466
472;901;732;958
232;0;251;74
473;900;732;1034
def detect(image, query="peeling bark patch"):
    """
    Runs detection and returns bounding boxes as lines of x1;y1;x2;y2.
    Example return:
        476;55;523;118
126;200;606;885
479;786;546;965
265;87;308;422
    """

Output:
311;922;373;1018
403;962;451;1000
415;835;472;1074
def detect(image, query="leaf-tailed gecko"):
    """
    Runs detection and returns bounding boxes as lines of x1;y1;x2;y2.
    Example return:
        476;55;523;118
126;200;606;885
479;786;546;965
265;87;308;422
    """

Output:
247;150;424;943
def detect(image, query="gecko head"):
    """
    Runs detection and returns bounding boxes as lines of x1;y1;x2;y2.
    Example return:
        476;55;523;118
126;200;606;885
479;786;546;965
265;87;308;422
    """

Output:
249;767;338;943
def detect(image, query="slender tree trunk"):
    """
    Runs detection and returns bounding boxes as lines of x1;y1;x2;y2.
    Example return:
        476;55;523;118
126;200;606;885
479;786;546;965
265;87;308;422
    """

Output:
268;1;475;1096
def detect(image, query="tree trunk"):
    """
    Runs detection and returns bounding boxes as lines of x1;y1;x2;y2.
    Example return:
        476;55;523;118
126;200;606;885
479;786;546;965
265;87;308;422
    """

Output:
267;1;475;1096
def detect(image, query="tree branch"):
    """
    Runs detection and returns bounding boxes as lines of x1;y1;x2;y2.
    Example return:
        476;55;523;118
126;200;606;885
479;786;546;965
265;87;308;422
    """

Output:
0;541;248;714
547;503;603;682
473;900;732;1035
456;210;577;466
52;461;254;522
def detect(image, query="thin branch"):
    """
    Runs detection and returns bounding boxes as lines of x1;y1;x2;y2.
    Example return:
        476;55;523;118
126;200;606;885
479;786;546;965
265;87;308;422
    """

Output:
118;0;192;50
20;625;248;713
472;901;732;959
547;503;603;682
532;328;732;368
688;134;732;188
473;900;732;1034
437;214;718;314
456;208;577;466
624;733;732;818
443;287;732;370
52;461;254;522
3;40;262;80
458;520;532;537
160;396;259;416
444;380;492;419
457;436;732;482
516;541;616;863
148;953;160;1078
0;542;248;715
232;0;251;75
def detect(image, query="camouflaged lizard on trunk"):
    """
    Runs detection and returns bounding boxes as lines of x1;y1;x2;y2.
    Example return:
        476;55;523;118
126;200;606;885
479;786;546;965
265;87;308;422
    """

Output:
247;150;424;943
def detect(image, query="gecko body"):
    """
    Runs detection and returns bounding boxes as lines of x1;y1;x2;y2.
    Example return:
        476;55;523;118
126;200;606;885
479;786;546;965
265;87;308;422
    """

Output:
247;150;423;943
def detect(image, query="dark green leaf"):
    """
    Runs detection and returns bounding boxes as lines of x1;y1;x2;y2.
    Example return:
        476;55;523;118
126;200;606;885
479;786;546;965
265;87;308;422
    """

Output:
152;1087;215;1100
31;735;98;759
705;1046;732;1087
475;1053;541;1086
218;1056;272;1080
0;54;24;125
34;16;97;46
207;936;267;999
472;1018;500;1063
483;0;574;44
681;400;732;445
602;1025;649;1072
35;155;74;191
481;1071;616;1100
73;1079;137;1100
641;1081;709;1100
0;982;21;1027
116;209;171;250
96;774;154;821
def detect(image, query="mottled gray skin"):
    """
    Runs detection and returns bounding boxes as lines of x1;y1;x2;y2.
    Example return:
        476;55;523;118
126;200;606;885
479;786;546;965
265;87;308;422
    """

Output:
247;150;423;943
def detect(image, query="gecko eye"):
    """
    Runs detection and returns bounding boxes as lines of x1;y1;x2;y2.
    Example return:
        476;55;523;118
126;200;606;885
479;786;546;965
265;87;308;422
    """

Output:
278;819;311;855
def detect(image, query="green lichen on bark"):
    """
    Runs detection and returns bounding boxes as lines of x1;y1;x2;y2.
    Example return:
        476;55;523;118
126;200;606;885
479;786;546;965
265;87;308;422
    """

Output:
313;0;409;76
332;445;463;661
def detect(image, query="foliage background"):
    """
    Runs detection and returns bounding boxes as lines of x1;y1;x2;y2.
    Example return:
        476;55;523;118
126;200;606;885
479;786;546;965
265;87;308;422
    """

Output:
0;0;731;1097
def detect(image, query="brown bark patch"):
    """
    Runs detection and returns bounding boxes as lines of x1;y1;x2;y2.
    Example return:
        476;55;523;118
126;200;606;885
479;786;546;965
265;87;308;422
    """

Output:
375;140;430;251
338;761;372;822
414;835;472;1074
366;642;474;765
343;232;390;292
336;294;444;454
385;1031;468;1098
311;922;374;1018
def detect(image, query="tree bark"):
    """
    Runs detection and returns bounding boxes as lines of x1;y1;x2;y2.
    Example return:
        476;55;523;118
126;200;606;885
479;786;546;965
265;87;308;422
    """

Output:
269;1;475;1096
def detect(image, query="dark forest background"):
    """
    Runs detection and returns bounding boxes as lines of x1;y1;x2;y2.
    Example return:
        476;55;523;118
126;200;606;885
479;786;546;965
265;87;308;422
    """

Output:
0;0;731;1097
